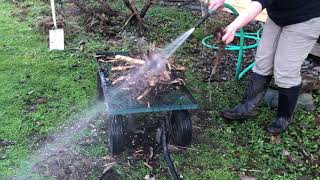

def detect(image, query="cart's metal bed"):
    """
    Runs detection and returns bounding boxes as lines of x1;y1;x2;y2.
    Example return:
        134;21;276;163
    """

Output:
96;51;199;180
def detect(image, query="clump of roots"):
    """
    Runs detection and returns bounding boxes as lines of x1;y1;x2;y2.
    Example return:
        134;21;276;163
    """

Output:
98;43;186;104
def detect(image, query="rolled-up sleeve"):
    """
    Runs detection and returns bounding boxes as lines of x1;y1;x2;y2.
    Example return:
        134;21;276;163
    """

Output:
252;0;272;9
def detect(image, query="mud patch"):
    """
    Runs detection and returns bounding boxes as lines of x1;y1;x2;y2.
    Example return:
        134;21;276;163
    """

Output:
124;115;162;170
33;149;102;179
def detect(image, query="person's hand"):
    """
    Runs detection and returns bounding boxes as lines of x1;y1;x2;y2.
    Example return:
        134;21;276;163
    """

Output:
208;0;225;11
221;1;263;44
222;23;238;44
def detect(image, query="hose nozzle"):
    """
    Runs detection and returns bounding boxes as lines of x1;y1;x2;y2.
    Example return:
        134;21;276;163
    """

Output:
194;9;214;28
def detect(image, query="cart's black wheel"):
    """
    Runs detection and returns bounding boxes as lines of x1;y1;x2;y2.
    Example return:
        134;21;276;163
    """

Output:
170;110;192;146
108;115;125;155
96;71;104;102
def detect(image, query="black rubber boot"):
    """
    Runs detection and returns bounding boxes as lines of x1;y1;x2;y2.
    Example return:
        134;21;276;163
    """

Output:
220;72;272;120
267;85;301;134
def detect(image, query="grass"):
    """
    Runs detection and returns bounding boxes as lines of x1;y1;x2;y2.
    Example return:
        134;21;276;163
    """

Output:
0;0;98;175
1;0;320;179
125;71;320;179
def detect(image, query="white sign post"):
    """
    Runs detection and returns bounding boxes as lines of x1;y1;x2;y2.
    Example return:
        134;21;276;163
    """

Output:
49;0;64;50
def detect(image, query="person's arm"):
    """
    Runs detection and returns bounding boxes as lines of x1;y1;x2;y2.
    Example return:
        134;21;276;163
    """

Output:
222;1;263;44
208;0;226;11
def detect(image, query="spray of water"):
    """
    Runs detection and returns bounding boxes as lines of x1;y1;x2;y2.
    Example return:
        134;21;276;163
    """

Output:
144;28;195;73
13;29;196;178
133;27;195;76
15;103;106;179
162;28;195;59
107;28;195;104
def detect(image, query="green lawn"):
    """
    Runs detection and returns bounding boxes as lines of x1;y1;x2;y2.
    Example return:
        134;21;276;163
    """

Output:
0;0;319;179
0;1;97;175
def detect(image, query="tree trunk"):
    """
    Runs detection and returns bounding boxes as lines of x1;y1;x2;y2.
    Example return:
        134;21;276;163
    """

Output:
123;0;145;32
140;0;155;18
98;0;120;16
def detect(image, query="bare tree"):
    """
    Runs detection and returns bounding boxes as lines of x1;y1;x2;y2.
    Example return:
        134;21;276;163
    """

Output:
70;0;155;34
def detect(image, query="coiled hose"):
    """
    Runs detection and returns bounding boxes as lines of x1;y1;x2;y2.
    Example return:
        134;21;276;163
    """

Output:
201;3;262;79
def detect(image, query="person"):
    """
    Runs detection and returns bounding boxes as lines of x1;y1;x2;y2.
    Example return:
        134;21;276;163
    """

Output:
208;0;320;134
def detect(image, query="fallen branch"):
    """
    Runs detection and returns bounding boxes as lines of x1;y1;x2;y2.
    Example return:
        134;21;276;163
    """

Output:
208;28;226;104
171;64;186;71
102;162;117;174
137;87;152;101
98;59;119;63
112;75;129;85
168;144;200;151
115;55;145;65
120;13;135;31
149;147;154;159
143;162;153;169
111;65;137;71
104;43;186;104
160;78;185;85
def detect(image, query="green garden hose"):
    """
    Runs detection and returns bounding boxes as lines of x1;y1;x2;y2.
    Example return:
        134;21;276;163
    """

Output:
202;3;262;79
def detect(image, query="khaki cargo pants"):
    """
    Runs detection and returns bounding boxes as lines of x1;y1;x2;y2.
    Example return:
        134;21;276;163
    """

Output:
252;17;320;88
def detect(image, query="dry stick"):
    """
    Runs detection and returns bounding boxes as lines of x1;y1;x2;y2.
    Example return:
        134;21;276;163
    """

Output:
168;144;200;152
243;169;263;172
208;58;219;83
98;59;119;63
137;87;152;101
208;42;226;104
121;13;135;30
102;162;117;173
112;75;129;85
149;147;154;159
111;65;137;71
143;162;153;169
160;78;184;85
167;61;172;71
171;64;186;71
115;13;136;39
114;55;145;65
